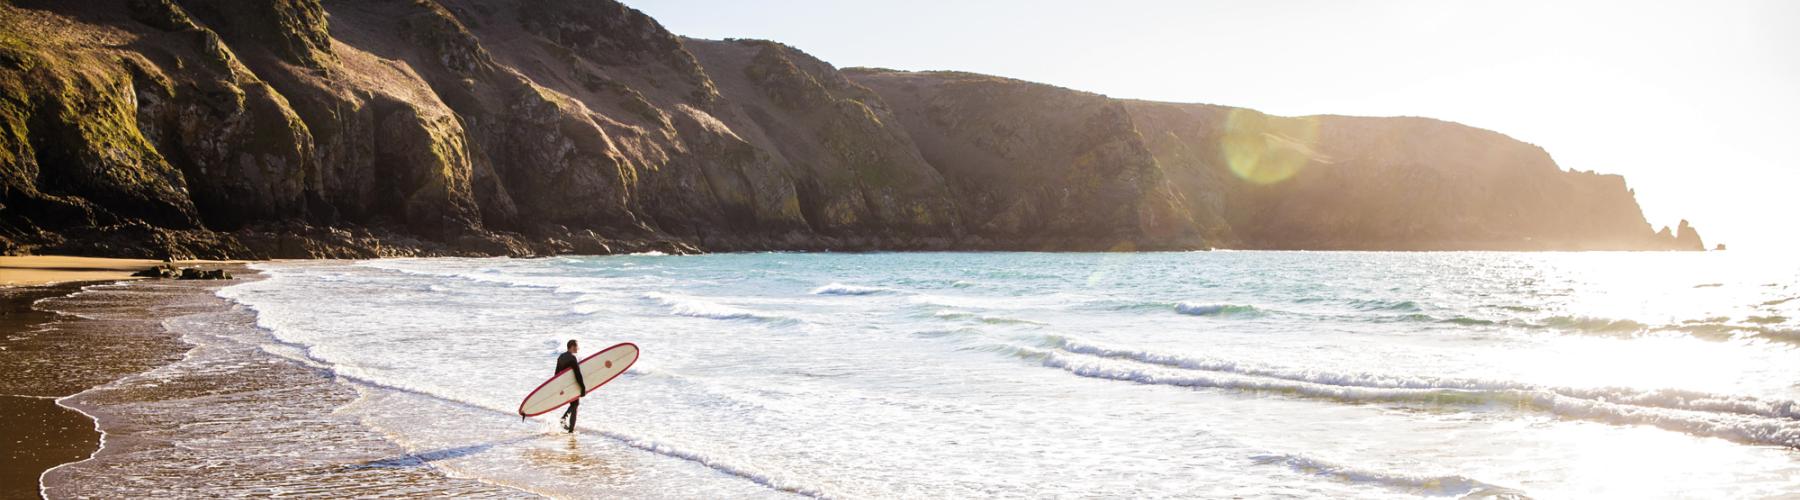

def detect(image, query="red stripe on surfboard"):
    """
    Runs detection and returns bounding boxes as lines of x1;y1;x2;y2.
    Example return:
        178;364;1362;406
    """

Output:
518;342;639;417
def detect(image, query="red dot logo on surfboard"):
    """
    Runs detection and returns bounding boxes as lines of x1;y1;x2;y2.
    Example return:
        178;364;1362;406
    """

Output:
519;342;639;417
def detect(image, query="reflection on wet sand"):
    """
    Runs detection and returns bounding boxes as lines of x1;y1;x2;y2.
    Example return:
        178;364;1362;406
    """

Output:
354;437;533;470
34;274;520;497
522;435;629;478
0;280;180;498
344;385;785;498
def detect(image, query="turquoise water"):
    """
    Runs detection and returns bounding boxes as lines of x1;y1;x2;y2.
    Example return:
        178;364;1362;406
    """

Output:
219;251;1800;498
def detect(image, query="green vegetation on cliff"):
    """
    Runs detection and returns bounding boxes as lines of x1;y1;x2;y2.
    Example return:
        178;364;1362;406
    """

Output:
0;0;1700;257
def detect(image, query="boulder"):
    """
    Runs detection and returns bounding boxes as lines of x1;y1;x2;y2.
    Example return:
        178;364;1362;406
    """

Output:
131;265;176;278
134;264;231;279
174;267;232;280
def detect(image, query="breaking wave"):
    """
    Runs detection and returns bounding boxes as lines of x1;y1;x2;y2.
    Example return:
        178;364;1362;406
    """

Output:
1038;335;1800;421
1175;302;1263;318
931;310;1045;326
1034;349;1800;449
1250;453;1521;498
1351;299;1423;312
810;283;895;296
1439;316;1498;326
641;292;794;323
992;335;1800;449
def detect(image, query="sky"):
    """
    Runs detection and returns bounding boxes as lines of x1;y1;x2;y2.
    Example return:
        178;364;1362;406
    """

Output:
632;1;1799;250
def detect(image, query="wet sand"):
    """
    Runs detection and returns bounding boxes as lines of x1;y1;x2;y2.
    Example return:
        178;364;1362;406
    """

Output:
3;266;522;497
0;395;95;497
0;282;111;499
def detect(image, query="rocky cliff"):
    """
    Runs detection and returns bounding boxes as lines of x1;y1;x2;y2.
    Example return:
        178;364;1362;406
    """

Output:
0;0;1699;258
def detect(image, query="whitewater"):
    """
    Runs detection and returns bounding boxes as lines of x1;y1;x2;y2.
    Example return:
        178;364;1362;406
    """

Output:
210;251;1800;498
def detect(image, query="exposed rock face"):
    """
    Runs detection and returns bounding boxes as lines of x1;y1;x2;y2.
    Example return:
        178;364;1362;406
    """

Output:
1650;220;1707;251
849;70;1698;251
0;0;1701;258
851;71;1199;250
1674;220;1706;251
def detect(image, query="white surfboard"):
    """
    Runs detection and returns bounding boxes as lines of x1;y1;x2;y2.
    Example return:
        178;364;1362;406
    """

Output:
518;342;639;417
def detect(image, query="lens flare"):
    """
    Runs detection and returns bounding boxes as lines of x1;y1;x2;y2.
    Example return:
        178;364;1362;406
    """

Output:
1221;109;1323;185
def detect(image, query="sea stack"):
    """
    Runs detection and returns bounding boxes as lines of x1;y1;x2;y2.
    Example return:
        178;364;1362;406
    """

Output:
1674;220;1706;251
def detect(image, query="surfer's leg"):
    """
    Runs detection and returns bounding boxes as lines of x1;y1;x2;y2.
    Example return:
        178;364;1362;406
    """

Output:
563;399;579;432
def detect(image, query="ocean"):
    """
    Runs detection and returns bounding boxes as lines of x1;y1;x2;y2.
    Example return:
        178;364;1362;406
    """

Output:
207;251;1800;498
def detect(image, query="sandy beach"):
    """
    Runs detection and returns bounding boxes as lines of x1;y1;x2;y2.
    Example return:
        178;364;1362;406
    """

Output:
1;259;508;497
0;256;244;287
0;282;108;499
0;255;230;498
0;256;161;287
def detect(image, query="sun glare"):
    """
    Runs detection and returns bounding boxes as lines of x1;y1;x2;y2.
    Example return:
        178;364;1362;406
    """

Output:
1221;108;1323;185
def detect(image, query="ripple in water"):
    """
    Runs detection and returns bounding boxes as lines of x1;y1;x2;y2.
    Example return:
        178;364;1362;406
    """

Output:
180;252;1800;497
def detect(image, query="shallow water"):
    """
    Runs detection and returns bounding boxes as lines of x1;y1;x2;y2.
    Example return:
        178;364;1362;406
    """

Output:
216;251;1800;498
35;278;517;498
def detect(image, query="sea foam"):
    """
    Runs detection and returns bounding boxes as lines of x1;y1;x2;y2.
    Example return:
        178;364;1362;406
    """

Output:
810;283;894;296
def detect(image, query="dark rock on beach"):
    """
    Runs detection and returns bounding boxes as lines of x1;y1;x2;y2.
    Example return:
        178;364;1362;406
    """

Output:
131;263;232;279
0;0;1705;258
177;267;230;279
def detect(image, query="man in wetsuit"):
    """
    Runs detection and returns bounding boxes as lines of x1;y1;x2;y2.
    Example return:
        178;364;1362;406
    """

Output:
557;339;587;433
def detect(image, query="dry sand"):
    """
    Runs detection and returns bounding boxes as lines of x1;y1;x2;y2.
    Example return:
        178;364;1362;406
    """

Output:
0;256;240;287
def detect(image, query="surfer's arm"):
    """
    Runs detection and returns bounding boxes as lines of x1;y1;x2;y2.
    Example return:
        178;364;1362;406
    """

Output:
573;368;587;395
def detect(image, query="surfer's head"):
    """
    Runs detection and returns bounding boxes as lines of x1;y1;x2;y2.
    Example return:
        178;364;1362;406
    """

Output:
567;339;579;353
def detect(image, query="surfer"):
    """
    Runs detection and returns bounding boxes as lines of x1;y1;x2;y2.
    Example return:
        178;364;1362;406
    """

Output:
557;339;588;433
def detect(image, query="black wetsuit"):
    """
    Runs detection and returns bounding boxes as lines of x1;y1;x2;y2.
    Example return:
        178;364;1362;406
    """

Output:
557;351;587;432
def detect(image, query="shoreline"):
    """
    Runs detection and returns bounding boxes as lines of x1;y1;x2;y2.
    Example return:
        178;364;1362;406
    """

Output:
0;246;1733;273
11;263;517;497
0;253;252;497
0;281;114;499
